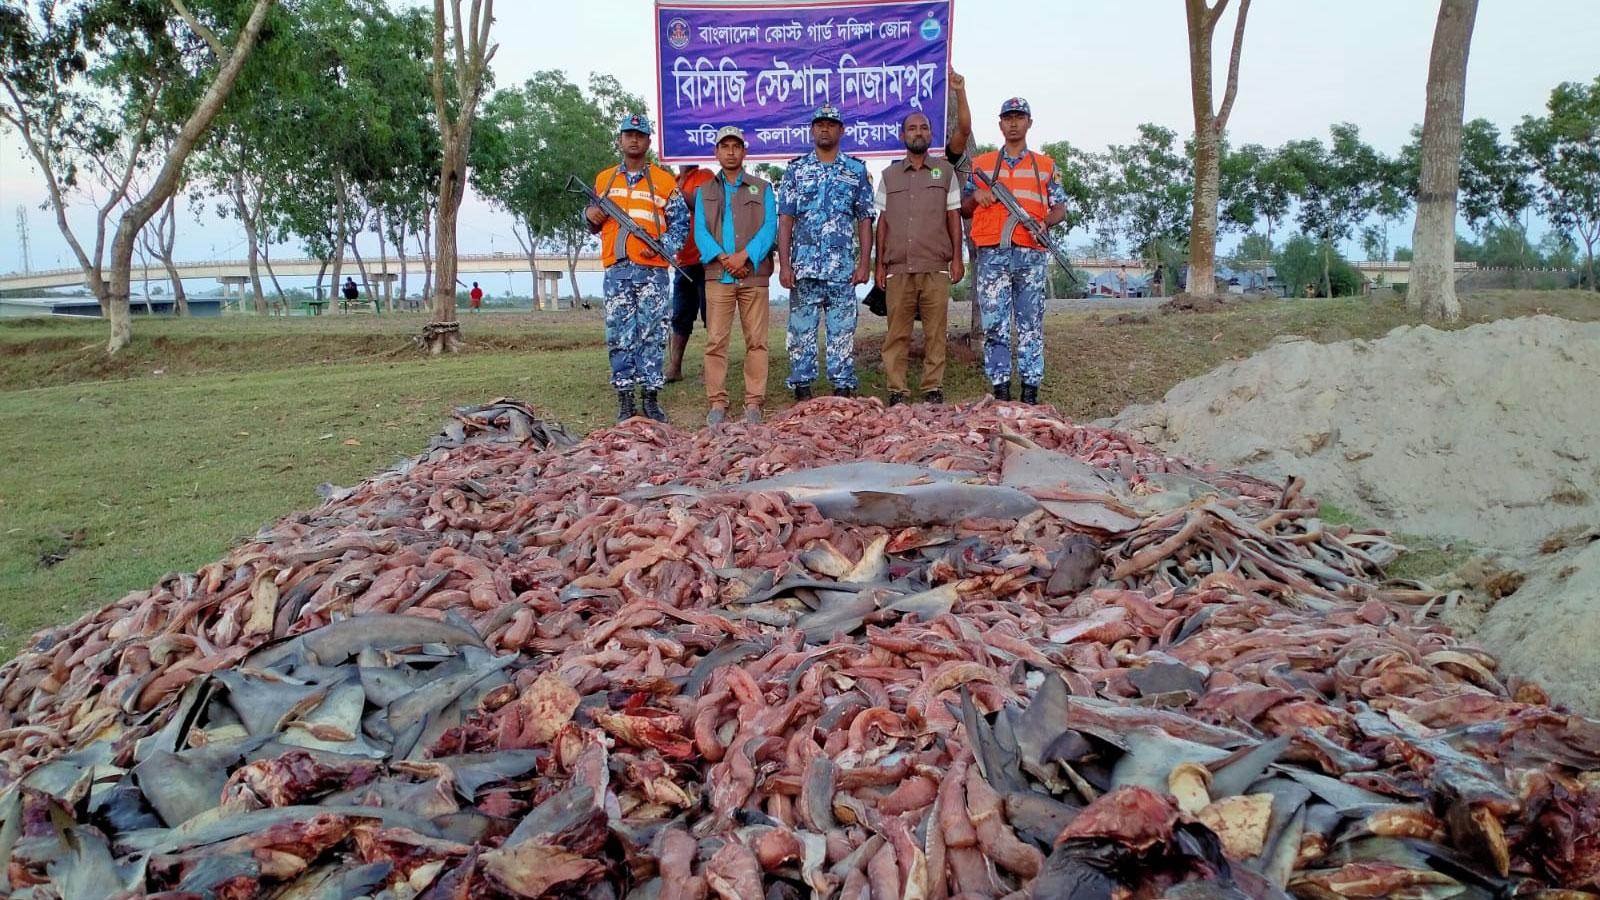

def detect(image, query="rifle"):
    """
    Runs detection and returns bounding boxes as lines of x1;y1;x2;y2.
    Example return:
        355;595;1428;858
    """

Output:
971;168;1080;286
565;174;678;275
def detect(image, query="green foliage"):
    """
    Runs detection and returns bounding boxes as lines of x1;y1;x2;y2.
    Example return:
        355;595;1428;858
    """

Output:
1274;234;1362;297
472;71;647;259
1039;139;1095;235
1230;231;1274;263
1394;245;1413;261
1457;118;1534;235
1515;76;1600;285
1098;124;1191;261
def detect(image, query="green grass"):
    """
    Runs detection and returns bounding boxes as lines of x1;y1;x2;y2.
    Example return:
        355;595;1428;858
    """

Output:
1;290;1595;657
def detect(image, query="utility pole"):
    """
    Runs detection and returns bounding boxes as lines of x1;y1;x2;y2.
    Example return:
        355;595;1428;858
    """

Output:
15;205;31;274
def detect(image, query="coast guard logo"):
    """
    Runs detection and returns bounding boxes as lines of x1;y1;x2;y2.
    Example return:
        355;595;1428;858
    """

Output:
919;13;941;41
667;17;691;49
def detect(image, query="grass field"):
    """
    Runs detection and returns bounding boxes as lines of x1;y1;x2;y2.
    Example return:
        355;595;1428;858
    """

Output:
1;289;1594;657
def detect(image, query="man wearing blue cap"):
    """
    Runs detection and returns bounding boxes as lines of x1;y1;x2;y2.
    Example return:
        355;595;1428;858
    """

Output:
961;97;1069;405
776;104;875;401
584;114;689;423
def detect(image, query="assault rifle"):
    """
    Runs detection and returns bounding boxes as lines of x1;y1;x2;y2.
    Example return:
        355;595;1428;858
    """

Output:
566;175;678;274
971;168;1080;286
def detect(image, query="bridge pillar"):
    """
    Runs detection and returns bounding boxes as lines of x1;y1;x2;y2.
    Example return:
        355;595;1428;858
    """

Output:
372;272;398;310
538;271;564;311
218;275;248;311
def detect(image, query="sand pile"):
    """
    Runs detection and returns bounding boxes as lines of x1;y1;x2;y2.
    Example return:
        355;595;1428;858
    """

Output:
1105;315;1600;552
1472;529;1600;717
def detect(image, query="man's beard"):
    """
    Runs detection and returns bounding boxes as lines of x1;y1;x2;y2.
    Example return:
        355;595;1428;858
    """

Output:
905;137;931;154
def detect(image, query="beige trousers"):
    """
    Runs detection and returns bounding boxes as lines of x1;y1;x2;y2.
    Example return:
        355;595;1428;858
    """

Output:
703;281;770;409
882;272;951;393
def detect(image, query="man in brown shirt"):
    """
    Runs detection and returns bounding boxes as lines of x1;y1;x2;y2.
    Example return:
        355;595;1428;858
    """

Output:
694;126;778;426
873;111;965;406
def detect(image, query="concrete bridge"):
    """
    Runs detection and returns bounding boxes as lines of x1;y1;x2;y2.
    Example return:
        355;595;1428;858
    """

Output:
1;253;1467;294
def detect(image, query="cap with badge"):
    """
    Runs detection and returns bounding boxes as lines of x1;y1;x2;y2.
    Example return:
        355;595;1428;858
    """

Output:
811;104;844;124
999;97;1031;117
618;113;654;136
713;125;746;146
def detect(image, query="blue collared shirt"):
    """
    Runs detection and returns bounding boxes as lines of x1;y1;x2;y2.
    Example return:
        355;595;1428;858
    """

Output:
777;150;875;282
694;169;777;284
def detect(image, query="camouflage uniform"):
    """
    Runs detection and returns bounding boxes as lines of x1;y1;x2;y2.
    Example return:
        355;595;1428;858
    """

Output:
777;149;875;390
602;168;689;391
966;152;1069;386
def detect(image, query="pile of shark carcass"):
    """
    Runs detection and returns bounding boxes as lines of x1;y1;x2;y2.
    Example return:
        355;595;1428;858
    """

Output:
2;398;1597;899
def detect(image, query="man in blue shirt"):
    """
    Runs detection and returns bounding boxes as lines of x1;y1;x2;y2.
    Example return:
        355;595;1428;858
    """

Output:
776;104;875;401
695;126;778;426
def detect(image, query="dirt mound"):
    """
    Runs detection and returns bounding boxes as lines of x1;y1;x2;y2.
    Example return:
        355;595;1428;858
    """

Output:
1105;315;1600;552
1442;529;1600;717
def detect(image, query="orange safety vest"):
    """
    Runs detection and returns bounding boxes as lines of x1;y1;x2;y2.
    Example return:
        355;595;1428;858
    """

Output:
969;150;1056;251
676;167;716;268
594;164;678;268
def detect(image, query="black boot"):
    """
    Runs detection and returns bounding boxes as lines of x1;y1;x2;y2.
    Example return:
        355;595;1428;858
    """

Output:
642;389;669;423
923;390;944;404
992;381;1012;402
616;389;637;422
794;384;813;402
887;391;908;407
832;387;855;398
1021;383;1039;405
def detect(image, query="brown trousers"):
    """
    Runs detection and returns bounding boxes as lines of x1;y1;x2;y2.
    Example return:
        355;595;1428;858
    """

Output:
882;272;951;393
703;281;770;409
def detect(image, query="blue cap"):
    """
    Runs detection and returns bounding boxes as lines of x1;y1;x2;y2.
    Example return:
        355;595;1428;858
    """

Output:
1000;97;1031;116
618;113;653;136
812;104;844;124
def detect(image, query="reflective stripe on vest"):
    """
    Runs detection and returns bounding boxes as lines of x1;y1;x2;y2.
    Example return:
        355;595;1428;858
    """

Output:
595;165;676;268
970;151;1053;251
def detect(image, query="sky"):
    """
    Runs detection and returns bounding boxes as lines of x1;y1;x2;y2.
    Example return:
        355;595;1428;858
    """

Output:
2;0;1597;280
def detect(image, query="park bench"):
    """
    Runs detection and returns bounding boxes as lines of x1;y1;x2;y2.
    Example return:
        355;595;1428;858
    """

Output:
301;298;329;316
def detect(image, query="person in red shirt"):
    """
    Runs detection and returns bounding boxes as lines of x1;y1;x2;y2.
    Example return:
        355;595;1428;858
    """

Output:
667;164;716;382
469;282;483;312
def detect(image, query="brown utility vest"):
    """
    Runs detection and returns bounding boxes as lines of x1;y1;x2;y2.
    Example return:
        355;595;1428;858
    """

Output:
700;171;775;285
880;155;957;275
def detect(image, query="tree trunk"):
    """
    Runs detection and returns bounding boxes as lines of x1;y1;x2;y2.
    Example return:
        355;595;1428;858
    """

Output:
232;176;267;315
417;221;434;302
329;187;349;312
1408;0;1478;323
153;194;188;315
426;0;497;353
350;235;374;312
261;240;287;310
1184;0;1251;303
513;221;540;309
1322;241;1332;298
376;208;392;311
430;139;466;351
395;217;410;309
565;237;583;305
104;0;275;353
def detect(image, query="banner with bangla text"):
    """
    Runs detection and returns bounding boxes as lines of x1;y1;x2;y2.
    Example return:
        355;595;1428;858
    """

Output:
655;0;953;163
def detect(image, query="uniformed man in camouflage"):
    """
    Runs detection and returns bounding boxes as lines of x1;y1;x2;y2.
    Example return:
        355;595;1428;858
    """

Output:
584;114;689;423
961;98;1069;404
776;104;875;400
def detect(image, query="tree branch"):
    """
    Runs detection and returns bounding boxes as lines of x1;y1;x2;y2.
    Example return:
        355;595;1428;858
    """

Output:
1215;0;1252;131
166;0;228;60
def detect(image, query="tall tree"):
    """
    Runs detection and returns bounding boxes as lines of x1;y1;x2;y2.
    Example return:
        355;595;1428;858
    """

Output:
425;0;496;354
1515;77;1600;292
1;2;173;315
1182;0;1252;299
1283;125;1387;297
1102;124;1192;266
101;0;277;353
1407;0;1478;322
